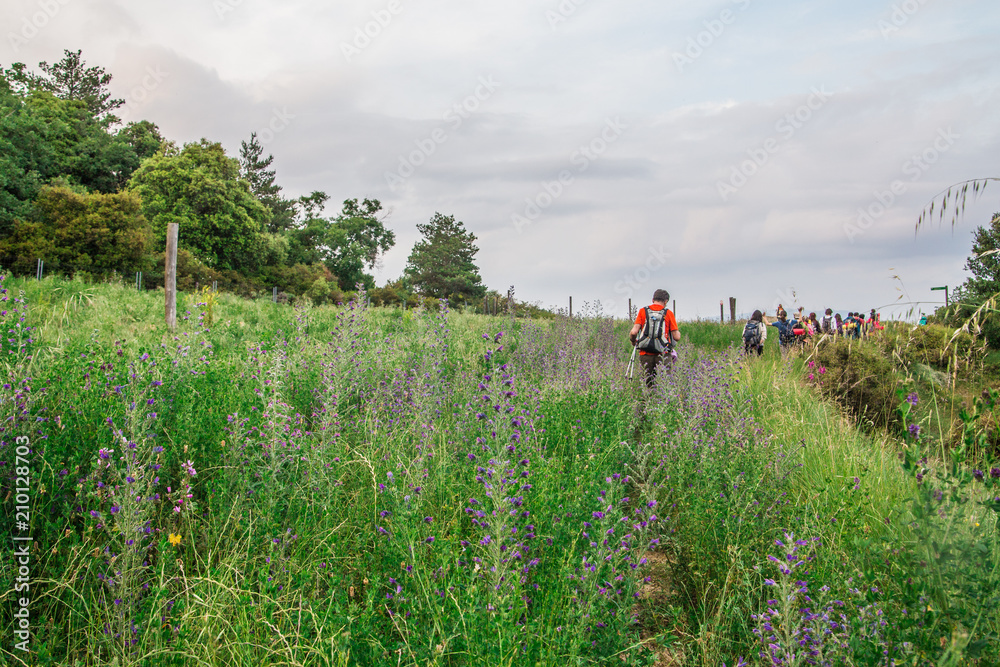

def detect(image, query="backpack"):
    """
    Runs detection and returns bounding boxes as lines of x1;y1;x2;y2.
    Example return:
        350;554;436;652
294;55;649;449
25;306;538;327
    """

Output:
821;315;833;334
777;321;796;347
636;307;673;354
743;320;762;348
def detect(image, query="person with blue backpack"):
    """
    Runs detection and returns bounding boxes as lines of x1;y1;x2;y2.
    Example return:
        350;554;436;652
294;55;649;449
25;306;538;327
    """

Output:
769;307;799;351
629;289;681;388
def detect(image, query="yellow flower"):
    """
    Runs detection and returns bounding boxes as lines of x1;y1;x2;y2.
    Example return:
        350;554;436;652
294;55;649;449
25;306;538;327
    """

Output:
168;533;182;547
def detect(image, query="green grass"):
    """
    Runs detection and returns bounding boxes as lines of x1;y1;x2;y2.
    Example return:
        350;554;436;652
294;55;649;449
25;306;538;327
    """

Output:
0;275;997;666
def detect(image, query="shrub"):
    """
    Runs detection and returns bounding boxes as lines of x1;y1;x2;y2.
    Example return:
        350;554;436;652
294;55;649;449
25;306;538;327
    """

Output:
812;337;901;430
882;322;981;372
0;185;152;277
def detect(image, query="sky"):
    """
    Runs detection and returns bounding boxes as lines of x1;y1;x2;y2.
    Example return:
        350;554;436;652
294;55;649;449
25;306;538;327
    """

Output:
4;0;1000;320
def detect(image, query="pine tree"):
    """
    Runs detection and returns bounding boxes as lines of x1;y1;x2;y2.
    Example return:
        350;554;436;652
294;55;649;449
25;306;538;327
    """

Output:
405;213;486;301
5;50;124;121
239;133;293;232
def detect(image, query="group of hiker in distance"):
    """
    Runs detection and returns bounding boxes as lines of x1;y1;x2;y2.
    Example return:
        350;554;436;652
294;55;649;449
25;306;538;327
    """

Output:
740;305;884;356
626;288;885;387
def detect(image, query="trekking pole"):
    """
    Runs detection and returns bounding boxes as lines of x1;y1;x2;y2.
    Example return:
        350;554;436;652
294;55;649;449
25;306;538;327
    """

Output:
626;344;637;379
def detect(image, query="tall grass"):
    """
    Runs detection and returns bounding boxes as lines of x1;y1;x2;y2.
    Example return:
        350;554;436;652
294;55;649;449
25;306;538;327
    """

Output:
0;277;997;666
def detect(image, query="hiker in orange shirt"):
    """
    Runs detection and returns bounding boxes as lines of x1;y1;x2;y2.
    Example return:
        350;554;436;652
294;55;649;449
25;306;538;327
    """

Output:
629;289;681;388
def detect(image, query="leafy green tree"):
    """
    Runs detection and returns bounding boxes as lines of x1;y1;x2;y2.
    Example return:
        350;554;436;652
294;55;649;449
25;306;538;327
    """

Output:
118;121;164;162
128;139;269;272
956;212;1000;300
324;198;395;290
282;196;395;289
0;76;149;233
935;212;1000;348
0;185;150;276
0;77;42;233
405;212;486;301
285;191;331;267
3;49;124;122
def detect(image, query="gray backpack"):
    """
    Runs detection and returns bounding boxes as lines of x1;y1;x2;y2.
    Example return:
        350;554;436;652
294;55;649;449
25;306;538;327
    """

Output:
743;320;762;348
637;307;672;354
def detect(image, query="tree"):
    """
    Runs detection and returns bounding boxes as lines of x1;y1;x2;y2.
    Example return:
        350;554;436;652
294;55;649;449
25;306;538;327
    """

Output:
0;76;149;233
933;212;1000;349
128;140;269;272
239;132;294;232
324;198;395;290
405;212;486;301
283;196;394;289
118;121;164;162
4;50;124;122
955;212;1000;301
285;191;330;267
0;185;151;276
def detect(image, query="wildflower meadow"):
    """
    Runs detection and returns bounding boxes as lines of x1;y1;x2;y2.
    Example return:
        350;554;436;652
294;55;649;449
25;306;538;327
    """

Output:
0;276;997;666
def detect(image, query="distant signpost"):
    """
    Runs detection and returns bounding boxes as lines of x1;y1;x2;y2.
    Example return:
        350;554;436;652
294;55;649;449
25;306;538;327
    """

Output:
930;285;949;306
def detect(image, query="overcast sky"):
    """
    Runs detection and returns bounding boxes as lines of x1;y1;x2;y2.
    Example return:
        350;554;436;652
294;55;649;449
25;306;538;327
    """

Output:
4;0;1000;319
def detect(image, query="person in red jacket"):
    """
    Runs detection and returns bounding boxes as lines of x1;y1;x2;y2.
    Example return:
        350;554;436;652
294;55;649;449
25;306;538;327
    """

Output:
629;289;681;388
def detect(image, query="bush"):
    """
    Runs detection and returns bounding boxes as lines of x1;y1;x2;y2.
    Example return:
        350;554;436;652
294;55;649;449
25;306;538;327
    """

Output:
0;185;152;278
812;337;901;430
882;322;981;372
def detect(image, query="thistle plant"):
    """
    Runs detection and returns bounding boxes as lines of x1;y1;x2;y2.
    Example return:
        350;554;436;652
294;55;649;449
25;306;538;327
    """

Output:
0;278;35;367
85;363;165;663
752;534;840;666
463;332;535;615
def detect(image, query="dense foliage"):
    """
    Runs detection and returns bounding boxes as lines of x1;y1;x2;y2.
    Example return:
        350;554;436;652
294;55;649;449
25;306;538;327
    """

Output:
128;140;271;272
0;51;488;307
0;185;150;276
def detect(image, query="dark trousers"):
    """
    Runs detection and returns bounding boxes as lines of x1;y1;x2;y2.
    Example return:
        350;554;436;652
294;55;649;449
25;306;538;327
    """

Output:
639;352;671;388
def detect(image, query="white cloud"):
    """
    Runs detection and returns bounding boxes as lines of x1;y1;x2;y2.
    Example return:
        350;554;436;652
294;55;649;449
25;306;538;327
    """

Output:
3;0;1000;317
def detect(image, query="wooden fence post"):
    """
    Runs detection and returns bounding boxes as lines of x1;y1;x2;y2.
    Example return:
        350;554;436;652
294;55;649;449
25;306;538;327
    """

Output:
720;300;724;324
569;296;573;318
729;297;736;324
165;223;178;330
